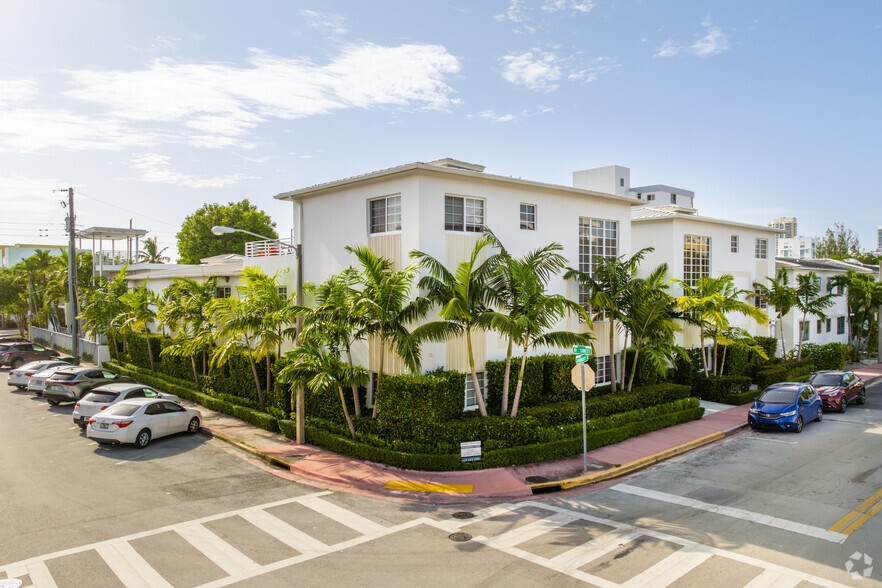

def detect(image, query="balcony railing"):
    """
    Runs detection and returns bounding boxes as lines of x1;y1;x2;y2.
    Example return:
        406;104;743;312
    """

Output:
95;250;137;267
245;238;297;258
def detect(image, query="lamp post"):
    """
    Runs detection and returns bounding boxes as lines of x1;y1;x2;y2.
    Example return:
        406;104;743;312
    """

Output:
212;225;306;443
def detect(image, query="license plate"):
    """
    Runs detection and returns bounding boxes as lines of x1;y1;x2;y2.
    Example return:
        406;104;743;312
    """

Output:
100;423;108;429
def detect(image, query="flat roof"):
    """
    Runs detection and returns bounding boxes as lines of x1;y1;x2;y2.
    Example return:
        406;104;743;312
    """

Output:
78;227;148;240
632;206;782;234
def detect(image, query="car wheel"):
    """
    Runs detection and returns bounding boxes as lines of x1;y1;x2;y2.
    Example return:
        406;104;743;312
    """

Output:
135;429;151;449
794;416;803;433
858;387;867;405
840;397;848;413
15;385;25;390
76;422;86;430
187;417;200;434
10;358;23;369
816;409;823;422
47;399;59;406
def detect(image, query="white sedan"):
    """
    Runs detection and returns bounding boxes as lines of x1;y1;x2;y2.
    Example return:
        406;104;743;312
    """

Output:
7;360;70;390
72;383;179;429
28;364;75;395
87;399;202;448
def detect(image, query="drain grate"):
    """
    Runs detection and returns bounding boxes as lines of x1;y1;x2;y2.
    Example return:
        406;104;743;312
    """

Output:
525;476;549;484
448;532;472;542
452;511;475;519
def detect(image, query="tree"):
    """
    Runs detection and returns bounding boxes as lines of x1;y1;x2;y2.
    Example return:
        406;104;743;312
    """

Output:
157;277;218;385
79;269;129;362
564;248;652;392
176;199;278;264
138;237;170;264
793;272;836;360
119;284;158;371
0;267;27;332
830;270;882;353
753;268;796;358
816;222;861;259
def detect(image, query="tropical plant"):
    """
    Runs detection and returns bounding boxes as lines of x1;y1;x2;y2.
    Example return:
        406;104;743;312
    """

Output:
78;269;129;361
176;199;278;264
829;270;882;353
753;267;796;358
793;272;836;360
119;284;159;371
157;277;219;385
138;237;170;263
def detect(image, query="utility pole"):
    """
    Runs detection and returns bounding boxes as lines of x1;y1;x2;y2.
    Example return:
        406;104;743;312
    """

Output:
67;187;79;363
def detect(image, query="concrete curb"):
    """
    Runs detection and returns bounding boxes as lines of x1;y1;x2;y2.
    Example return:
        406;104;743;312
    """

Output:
200;427;294;470
529;431;728;492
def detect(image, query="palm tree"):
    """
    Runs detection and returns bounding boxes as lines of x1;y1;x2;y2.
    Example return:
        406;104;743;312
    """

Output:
715;326;768;375
138;237;170;264
79;269;128;361
346;245;429;418
793;272;836;360
564;248;652;392
119;284;159;371
277;341;367;440
207;290;266;409
410;238;502;418
829;270;882;353
157;277;219;385
753;268;796;358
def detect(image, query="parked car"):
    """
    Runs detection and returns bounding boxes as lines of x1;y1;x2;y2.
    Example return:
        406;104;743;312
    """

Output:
42;367;136;405
748;383;823;432
0;343;61;368
29;364;79;395
807;370;866;413
0;336;29;344
87;398;202;448
6;359;71;389
72;384;180;428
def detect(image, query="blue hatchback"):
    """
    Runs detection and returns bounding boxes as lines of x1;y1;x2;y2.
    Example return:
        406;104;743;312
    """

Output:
748;383;823;433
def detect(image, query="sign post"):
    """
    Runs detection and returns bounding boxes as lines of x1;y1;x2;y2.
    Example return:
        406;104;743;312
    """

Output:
571;346;594;473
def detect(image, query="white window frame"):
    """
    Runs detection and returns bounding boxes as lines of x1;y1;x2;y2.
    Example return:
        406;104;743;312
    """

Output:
215;286;232;299
595;355;612;384
520;203;536;231
445;195;484;233
277;287;288;301
799;320;810;342
578;218;618;313
731;235;739;253
753;286;767;309
368;195;402;235
683;235;710;287
837;316;846;335
755;238;768;259
464;372;486;411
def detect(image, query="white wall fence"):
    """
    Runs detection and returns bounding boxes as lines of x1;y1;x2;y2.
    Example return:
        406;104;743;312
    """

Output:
29;327;111;367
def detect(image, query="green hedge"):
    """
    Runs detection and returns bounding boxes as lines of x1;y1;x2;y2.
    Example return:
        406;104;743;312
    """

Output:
722;389;758;406
622;348;662;387
692;375;752;402
376;370;466;441
798;342;848;371
485;356;545;413
756;359;815;389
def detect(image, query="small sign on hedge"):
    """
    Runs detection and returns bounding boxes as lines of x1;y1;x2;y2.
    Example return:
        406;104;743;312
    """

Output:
460;441;482;463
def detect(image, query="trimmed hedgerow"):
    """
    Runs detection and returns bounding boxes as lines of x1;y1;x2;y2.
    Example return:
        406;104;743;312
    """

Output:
724;389;758;405
755;359;815;389
376;370;466;441
485;356;545;413
799;342;848;371
692;375;752;402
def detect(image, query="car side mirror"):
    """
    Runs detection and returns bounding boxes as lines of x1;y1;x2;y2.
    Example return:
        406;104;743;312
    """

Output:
753;397;758;401
802;399;810;405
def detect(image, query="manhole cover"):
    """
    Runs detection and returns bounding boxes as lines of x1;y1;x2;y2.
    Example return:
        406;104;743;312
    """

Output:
448;532;472;542
452;511;475;519
525;476;549;484
0;579;23;588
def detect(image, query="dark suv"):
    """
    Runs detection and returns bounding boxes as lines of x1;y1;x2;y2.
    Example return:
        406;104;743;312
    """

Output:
0;343;61;368
42;367;136;405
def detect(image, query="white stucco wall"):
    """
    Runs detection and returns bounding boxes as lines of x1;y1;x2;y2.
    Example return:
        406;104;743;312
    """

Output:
779;268;851;354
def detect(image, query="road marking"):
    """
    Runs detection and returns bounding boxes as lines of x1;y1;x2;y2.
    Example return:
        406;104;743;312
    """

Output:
622;545;712;587
747;436;797;445
611;484;848;544
296;495;386;535
481;511;578;549
383;480;472;493
96;542;173;588
866;426;882;435
743;569;802;588
176;524;259;576
25;561;56;588
828;488;882;535
433;503;522;532
549;528;642;571
238;510;328;555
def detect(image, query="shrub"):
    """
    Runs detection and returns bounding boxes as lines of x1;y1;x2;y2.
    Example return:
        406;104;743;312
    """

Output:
541;354;580;403
723;389;758;405
799;342;848;371
375;370;466;441
485;356;545;413
692;375;752;402
755;359;815;389
669;348;701;386
622;348;662;387
754;336;779;359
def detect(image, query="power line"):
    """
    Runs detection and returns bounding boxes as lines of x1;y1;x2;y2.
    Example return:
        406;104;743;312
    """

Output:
75;190;180;228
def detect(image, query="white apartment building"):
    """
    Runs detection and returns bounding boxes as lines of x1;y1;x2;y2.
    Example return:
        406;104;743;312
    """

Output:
777;235;819;259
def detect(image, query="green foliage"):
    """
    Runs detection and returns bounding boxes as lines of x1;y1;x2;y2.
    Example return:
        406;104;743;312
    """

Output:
756;359;815;389
176;199;278;264
126;333;164;370
815;222;861;259
622;348;662;387
798;342;848;371
669;348;701;386
375;371;466;441
485;356;545;412
692;375;752;402
721;389;758;405
542;353;581;403
754;336;778;358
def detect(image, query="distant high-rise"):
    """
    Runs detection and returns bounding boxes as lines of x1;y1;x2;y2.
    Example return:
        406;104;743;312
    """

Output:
877;225;882;253
768;217;798;239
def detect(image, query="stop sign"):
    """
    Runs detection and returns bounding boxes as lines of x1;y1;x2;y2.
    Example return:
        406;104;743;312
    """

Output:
571;364;596;390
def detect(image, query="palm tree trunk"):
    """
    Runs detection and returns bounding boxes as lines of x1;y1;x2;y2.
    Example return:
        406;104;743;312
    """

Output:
190;354;199;387
372;342;384;419
797;311;807;360
620;331;628;389
338;386;357;440
247;351;264;410
202;350;208;375
145;335;155;371
345;342;361;417
466;328;488;417
501;337;513;415
713;342;718;376
510;342;530;418
609;321;617;392
111;333;120;362
778;313;787;359
266;356;272;401
699;325;709;377
627;347;639;392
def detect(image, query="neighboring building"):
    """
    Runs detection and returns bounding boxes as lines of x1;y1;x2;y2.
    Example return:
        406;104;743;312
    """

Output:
768;217;798;239
877;225;882;253
1;243;72;268
572;164;696;208
126;254;246;297
776;235;819;259
774;257;877;354
272;158;639;408
79;226;149;279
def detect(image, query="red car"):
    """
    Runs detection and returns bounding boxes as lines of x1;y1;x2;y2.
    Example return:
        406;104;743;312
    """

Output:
807;371;866;413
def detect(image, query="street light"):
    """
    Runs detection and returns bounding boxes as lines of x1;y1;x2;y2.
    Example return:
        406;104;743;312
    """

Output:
210;225;275;240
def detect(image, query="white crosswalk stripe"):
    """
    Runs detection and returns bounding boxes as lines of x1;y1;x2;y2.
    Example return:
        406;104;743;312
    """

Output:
238;509;329;555
175;524;260;576
621;545;712;587
96;542;174;588
549;528;643;571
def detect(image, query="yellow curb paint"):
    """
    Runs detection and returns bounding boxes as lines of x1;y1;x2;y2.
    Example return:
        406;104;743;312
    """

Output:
828;488;882;535
384;481;473;494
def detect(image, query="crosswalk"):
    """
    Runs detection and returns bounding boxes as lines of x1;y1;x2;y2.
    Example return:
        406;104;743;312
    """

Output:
0;492;856;587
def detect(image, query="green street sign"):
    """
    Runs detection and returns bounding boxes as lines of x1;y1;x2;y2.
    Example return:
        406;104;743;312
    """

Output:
572;345;592;355
575;354;590;364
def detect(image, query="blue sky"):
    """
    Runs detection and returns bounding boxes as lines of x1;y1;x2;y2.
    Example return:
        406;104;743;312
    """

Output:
2;1;880;258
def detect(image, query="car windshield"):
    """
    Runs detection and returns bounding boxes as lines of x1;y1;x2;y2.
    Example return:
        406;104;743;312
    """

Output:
82;391;120;403
50;372;79;381
102;404;140;417
809;374;843;386
758;387;799;404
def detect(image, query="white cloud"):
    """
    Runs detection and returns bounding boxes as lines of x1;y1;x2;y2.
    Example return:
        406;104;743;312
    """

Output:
499;49;562;92
495;0;526;23
568;57;618;83
476;110;518;123
151;36;179;51
541;0;595;13
470;106;554;123
300;9;348;35
129;153;252;188
0;174;67;219
0;79;38;105
0;43;460;153
655;20;731;58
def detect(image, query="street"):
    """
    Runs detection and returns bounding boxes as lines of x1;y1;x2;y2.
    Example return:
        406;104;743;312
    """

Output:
1;370;880;587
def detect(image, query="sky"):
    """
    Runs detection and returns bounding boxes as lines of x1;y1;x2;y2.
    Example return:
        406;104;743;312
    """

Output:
1;0;881;260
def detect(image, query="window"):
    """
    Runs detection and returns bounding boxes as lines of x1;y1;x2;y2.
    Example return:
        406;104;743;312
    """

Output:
827;318;832;332
619;178;624;187
278;287;288;301
646;194;655;201
816;319;822;334
837;316;846;334
799;321;810;342
836;284;844;295
595;355;612;384
520;203;536;231
578;218;618;309
753;286;767;309
215;286;232;299
683;235;710;287
731;235;739;253
755;238;768;259
464;372;486;410
368;195;401;234
445;195;484;232
671;193;677;204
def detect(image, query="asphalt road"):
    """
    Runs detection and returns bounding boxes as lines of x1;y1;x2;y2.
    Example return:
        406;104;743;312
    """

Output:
1;365;881;587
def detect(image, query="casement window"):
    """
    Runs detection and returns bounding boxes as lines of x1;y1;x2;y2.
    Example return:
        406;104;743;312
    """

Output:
816;319;822;334
368;195;402;234
464;372;486;410
755;238;768;259
826;318;832;333
671;193;677;204
683;235;710;287
578;218;618;309
646;194;655;201
215;286;232;299
520;203;536;231
837;316;846;334
731;235;739;253
753;286;767;309
277;287;288;301
595;355;612;384
445;195;484;232
799;321;810;342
